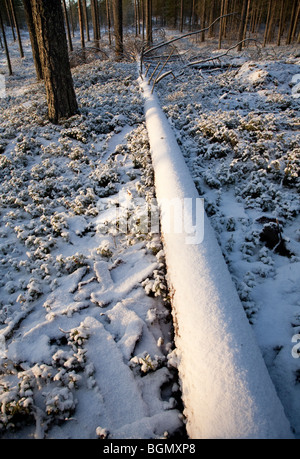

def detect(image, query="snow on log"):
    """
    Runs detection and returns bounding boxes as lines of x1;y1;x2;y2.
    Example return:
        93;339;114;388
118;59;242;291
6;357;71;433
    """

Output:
140;77;294;439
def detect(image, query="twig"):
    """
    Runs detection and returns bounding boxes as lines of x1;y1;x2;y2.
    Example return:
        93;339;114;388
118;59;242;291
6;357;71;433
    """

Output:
149;61;161;83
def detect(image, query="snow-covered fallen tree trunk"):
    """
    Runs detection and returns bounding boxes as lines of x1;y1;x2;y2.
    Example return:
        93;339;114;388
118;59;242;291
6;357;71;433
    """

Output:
140;77;294;439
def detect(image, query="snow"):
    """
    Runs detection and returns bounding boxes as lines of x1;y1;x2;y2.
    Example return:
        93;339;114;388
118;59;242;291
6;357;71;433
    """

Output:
151;36;300;438
0;31;183;439
140;77;294;439
0;27;299;439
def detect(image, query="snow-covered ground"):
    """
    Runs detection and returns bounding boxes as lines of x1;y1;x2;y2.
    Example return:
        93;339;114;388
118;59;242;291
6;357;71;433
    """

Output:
0;32;185;439
151;35;300;438
0;28;299;439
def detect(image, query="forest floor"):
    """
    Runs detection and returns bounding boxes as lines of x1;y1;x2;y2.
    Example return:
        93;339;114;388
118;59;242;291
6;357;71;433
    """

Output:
0;28;299;439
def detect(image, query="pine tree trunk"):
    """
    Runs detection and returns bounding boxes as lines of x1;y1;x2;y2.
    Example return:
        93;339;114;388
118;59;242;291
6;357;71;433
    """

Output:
291;0;300;43
277;0;284;46
106;0;111;44
218;0;225;49
62;0;73;52
68;0;75;37
145;0;152;44
191;0;195;31
9;0;24;58
91;0;100;44
266;0;276;43
238;0;249;51
180;0;184;32
208;0;215;37
201;0;206;42
78;0;85;49
141;0;145;40
286;0;297;44
263;0;271;47
5;0;16;41
82;0;90;41
112;0;123;57
31;0;78;123
0;7;12;75
22;0;43;79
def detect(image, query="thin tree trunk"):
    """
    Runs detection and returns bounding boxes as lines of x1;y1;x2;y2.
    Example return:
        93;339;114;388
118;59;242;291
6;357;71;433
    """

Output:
31;0;78;123
22;0;43;79
218;0;225;49
238;0;249;51
180;0;184;32
201;0;206;42
191;0;196;31
244;0;251;43
137;0;141;34
68;0;75;37
291;0;300;43
0;7;12;75
142;0;145;40
62;0;73;52
263;0;271;46
266;0;276;43
78;0;85;49
222;0;228;38
5;0;16;41
277;0;284;46
286;0;297;44
134;0;138;36
145;0;152;44
91;0;100;44
106;0;111;44
9;0;24;58
82;0;90;41
112;0;123;57
208;0;215;37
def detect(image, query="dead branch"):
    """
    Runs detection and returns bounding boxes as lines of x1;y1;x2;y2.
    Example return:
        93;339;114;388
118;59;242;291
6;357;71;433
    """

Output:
143;13;238;57
185;38;262;68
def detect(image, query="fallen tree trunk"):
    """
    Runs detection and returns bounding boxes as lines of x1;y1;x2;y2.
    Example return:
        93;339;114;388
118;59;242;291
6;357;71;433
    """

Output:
140;75;293;440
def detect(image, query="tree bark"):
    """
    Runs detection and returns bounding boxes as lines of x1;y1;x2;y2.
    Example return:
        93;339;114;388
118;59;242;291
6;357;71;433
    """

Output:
112;0;123;57
106;0;111;44
263;0;271;46
31;0;78;123
78;0;85;49
290;0;300;43
201;0;206;42
218;0;225;49
9;0;24;58
5;0;16;41
62;0;73;52
145;0;152;44
82;0;90;41
180;0;184;32
91;0;100;44
0;7;12;75
238;0;249;51
22;0;43;79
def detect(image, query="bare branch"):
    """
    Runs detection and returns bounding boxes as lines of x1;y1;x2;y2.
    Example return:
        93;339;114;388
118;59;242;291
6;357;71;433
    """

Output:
185;38;262;68
143;13;238;57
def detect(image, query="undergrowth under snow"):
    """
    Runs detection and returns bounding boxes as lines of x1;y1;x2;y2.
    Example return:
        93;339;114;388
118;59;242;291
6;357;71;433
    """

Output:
0;36;184;439
0;29;299;439
153;38;300;437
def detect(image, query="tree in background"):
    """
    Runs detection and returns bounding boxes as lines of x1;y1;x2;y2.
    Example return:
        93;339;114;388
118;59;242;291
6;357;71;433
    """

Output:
22;0;43;79
91;0;100;44
112;0;123;57
0;6;12;75
145;0;152;45
31;0;78;123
